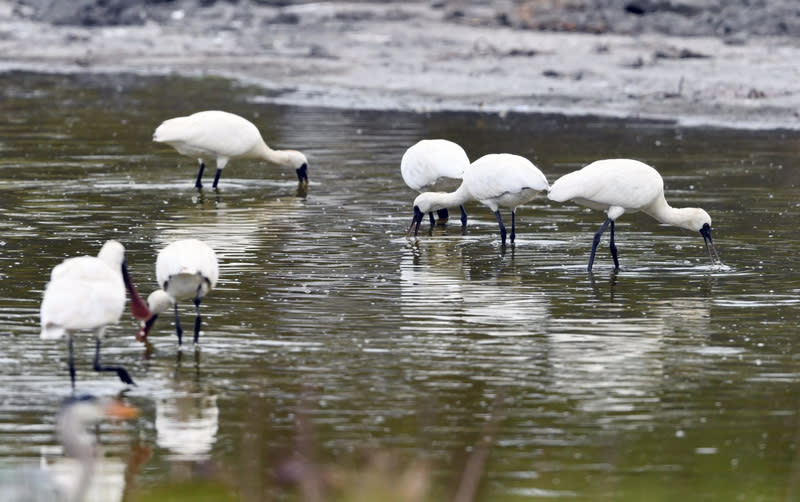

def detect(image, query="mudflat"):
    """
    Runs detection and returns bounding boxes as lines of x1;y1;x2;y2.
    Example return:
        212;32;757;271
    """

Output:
1;1;798;129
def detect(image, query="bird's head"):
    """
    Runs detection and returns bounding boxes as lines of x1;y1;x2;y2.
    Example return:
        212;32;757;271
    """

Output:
681;207;712;232
406;193;441;238
411;192;445;215
57;395;139;459
283;150;309;184
136;290;173;342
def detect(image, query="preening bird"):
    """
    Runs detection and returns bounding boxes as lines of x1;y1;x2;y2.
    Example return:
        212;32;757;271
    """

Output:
137;239;219;346
547;158;721;271
40;240;152;388
153;110;309;190
401;139;470;226
408;153;549;246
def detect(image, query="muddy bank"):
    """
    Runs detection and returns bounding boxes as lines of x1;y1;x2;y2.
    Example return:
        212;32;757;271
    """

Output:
1;0;799;129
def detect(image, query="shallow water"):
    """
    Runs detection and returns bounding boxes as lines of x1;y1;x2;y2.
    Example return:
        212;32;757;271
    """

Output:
1;72;800;501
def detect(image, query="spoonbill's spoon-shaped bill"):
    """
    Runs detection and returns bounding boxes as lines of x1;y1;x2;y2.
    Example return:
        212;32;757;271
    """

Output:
153;110;309;190
547;158;721;271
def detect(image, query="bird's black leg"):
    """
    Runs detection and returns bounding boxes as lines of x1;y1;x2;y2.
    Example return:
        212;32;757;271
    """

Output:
195;160;205;189
68;336;76;390
93;338;135;386
436;208;449;224
494;210;507;246
588;218;612;272
174;302;183;346
193;285;203;345
609;220;620;271
212;168;222;189
510;210;516;243
428;212;435;226
460;205;468;227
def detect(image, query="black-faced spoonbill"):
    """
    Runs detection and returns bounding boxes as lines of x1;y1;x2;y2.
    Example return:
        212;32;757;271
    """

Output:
138;239;219;346
401;139;470;226
408;153;549;246
547;158;721;272
153;110;309;190
40;240;152;388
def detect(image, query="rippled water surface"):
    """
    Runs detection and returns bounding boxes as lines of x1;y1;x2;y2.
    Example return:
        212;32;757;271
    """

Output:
2;72;800;501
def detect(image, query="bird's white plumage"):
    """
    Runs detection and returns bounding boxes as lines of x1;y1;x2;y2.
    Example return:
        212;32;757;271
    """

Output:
400;139;469;191
40;241;127;340
464;153;549;211
547;158;719;270
153;110;262;162
155;239;218;303
548;159;664;219
153;110;308;189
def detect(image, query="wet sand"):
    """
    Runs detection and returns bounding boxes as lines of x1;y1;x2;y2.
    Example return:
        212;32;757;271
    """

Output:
0;1;798;129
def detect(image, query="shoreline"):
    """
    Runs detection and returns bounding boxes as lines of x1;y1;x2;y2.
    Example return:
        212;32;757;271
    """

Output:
1;1;799;130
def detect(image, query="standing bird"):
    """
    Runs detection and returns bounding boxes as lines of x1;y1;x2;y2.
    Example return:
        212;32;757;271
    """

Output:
547;158;721;271
408;153;549;246
153;110;309;190
40;240;152;388
137;239;219;346
401;139;470;226
0;396;139;502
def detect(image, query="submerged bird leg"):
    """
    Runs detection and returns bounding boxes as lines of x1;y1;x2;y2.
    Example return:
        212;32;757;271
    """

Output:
510;211;516;244
588;218;613;272
460;205;468;227
68;335;76;390
174;302;183;346
92;337;135;386
436;208;449;225
609;220;620;271
494;210;507;246
195;160;205;189
212;168;223;190
193;284;203;345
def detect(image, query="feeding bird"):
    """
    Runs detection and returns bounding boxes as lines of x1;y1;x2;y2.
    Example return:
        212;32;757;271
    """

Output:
40;240;152;388
547;158;721;271
401;139;470;226
408;153;549;246
138;239;219;346
153;110;308;190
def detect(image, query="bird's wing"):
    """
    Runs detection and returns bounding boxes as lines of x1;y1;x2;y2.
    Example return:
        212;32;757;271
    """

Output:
401;140;469;189
548;159;663;210
465;154;547;201
41;262;126;333
156;240;219;289
154;112;260;158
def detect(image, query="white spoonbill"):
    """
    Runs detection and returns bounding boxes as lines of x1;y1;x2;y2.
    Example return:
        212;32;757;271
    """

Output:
408;153;549;246
401;139;470;226
547;158;721;271
40;240;152;388
137;239;219;346
2;396;139;502
153;110;309;190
